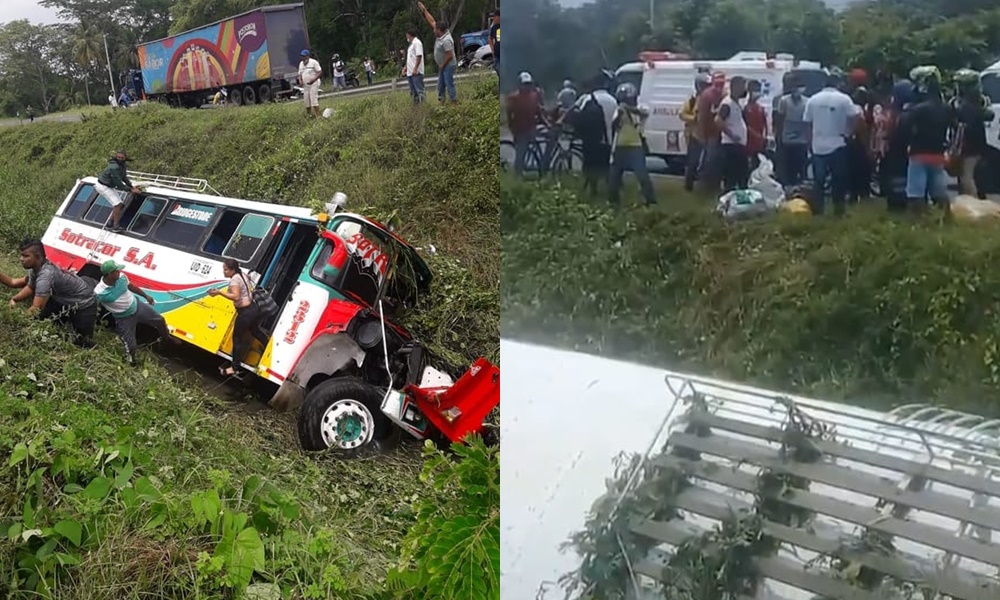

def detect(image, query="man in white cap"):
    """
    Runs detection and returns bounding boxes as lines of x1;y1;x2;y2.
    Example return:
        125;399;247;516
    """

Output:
505;71;547;176
297;49;322;117
94;259;176;365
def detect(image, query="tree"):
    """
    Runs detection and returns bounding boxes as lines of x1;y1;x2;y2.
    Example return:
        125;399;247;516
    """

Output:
70;23;103;105
0;21;66;113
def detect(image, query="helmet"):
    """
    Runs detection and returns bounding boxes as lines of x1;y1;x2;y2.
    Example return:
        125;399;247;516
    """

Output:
333;53;340;60
518;71;534;85
891;79;915;110
954;68;980;84
909;65;941;86
563;79;573;89
694;72;711;92
615;82;638;103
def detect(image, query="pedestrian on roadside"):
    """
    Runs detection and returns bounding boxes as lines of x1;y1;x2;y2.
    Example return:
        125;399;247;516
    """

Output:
363;57;376;86
743;79;768;173
951;68;993;199
297;49;322;117
26;105;34;122
331;53;347;93
417;3;458;104
108;92;117;109
94;260;177;365
803;71;862;215
900;65;952;217
717;75;750;192
564;73;617;195
404;30;426;104
0;239;98;348
774;78;810;185
696;72;726;194
506;71;547;177
489;10;499;78
609;82;656;208
680;73;710;191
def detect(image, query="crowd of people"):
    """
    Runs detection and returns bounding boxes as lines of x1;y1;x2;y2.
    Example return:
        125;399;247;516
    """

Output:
506;63;997;217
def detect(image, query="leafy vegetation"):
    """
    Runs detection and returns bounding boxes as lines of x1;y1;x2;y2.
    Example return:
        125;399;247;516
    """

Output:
503;0;1000;90
3;0;496;116
502;173;1000;414
0;83;498;598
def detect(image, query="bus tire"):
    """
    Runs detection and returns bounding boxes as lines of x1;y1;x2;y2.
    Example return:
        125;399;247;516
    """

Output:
229;87;243;106
297;377;400;457
243;85;257;105
258;83;272;103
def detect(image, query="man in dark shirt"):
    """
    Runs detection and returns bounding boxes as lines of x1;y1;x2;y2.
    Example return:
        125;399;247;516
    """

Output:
0;239;98;348
952;69;994;199
898;66;953;216
488;11;499;77
506;71;547;176
96;150;141;231
696;72;726;194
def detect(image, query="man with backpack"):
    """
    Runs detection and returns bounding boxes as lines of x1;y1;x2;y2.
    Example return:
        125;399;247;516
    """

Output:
565;74;617;195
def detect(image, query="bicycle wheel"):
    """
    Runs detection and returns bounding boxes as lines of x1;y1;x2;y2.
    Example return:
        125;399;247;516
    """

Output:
500;140;543;174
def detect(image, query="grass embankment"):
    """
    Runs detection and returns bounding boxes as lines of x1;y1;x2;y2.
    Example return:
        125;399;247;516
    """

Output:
0;80;498;598
502;174;1000;415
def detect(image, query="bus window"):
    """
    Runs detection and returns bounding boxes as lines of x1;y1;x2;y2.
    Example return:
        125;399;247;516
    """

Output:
128;196;167;236
152;200;218;248
64;184;96;219
203;210;244;256
83;188;127;226
222;214;274;262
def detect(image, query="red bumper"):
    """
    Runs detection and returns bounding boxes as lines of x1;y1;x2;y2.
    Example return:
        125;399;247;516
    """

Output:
405;358;499;444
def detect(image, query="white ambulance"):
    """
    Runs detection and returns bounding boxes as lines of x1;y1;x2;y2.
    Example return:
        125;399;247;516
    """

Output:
615;51;825;170
980;61;1000;193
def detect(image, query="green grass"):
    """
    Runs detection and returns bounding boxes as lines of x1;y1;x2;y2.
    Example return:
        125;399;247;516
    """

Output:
502;172;1000;416
0;79;498;598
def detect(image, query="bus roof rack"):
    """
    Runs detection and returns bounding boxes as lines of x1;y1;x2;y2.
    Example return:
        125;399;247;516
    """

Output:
128;171;222;196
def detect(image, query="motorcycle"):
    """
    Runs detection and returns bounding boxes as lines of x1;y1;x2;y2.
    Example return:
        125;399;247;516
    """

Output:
345;69;361;88
458;45;494;70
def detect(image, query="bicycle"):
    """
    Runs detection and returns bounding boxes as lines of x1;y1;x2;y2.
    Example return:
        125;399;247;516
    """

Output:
500;123;584;176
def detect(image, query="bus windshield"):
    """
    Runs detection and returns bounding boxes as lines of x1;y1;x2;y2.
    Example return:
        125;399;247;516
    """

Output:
982;72;1000;105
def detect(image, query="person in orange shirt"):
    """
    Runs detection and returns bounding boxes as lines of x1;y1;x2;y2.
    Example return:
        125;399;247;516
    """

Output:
681;73;710;191
743;80;768;172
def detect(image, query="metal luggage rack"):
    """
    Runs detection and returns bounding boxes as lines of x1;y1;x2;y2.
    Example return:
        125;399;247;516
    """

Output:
586;374;1000;600
127;171;222;196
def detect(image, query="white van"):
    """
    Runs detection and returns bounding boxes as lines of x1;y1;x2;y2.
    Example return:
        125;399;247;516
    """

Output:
615;52;825;170
980;61;1000;193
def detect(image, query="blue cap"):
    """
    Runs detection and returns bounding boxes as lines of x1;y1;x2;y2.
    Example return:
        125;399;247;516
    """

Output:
300;49;310;56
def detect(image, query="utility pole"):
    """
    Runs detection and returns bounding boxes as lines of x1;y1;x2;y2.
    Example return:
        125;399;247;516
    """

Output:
102;33;115;94
649;0;654;31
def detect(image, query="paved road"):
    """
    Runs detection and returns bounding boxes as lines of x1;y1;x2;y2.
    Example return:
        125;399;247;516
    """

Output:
1;71;490;127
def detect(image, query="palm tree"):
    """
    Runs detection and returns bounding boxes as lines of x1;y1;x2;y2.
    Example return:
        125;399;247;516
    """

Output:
71;23;103;105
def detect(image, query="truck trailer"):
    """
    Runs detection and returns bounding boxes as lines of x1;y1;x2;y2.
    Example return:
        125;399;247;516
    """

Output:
137;3;309;108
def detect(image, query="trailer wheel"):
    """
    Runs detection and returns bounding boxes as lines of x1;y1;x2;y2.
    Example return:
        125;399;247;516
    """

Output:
258;84;272;103
243;85;257;105
229;87;243;106
297;377;400;457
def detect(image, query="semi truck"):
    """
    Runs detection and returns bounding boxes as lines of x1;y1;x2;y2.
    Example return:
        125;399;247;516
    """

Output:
136;3;310;108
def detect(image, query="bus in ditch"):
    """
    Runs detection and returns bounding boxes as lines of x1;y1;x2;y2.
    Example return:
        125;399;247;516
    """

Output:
39;172;499;456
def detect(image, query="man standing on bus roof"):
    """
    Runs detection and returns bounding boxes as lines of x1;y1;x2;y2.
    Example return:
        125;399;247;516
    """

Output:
297;49;322;118
0;239;98;348
96;150;141;232
94;260;176;365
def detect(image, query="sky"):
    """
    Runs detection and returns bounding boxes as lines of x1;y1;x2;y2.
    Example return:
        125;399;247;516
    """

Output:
0;0;64;24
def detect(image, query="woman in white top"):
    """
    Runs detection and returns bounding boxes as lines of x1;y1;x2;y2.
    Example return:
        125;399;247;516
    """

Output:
208;258;267;377
716;76;750;191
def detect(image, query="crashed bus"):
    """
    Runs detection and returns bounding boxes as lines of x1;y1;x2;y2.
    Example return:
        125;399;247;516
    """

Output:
40;172;499;456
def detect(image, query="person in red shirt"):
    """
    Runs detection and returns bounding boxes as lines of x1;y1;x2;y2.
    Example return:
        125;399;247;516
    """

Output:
743;80;768;171
695;72;726;194
505;71;548;176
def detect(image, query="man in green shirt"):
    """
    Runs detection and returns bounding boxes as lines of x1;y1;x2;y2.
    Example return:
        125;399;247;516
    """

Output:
94;260;175;364
95;151;142;232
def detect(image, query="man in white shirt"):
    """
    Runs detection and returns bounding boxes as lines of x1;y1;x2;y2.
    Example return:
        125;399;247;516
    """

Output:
330;53;346;92
716;76;749;192
404;29;425;105
803;72;863;215
297;49;322;117
566;76;617;195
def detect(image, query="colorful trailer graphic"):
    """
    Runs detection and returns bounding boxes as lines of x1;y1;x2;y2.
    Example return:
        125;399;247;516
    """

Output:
137;3;308;96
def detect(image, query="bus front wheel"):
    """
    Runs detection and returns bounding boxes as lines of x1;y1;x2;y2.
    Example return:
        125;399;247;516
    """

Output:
297;377;401;457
